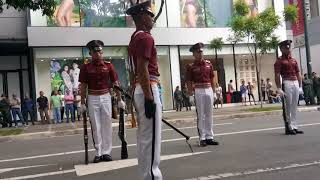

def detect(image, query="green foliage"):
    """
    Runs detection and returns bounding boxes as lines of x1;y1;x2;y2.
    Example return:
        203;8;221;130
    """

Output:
209;38;223;52
229;7;280;53
0;0;56;16
284;4;298;23
233;0;249;16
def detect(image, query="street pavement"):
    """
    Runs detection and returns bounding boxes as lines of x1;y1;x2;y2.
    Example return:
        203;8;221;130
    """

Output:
0;110;320;180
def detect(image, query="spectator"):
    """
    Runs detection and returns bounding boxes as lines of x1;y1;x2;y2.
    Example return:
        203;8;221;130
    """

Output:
266;78;272;102
0;94;12;127
302;73;314;105
37;91;51;124
228;80;235;103
64;89;75;123
261;79;266;101
240;80;248;106
10;94;25;127
58;90;65;122
182;84;191;111
174;86;183;111
50;90;62;124
22;94;35;125
247;82;257;105
214;83;223;108
74;90;81;121
312;72;320;104
269;90;282;104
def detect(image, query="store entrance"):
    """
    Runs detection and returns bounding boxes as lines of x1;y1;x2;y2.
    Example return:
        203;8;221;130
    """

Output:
0;70;24;99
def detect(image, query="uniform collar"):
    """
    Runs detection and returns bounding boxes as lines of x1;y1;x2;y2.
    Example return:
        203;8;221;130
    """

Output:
280;53;292;60
193;59;205;65
92;59;104;65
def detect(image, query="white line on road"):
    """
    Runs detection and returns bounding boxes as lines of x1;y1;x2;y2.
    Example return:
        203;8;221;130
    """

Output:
0;164;55;174
0;169;76;180
184;160;320;180
161;123;232;132
1;122;320;164
75;151;210;176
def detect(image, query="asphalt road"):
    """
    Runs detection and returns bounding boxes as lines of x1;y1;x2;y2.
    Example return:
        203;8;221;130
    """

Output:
0;111;320;180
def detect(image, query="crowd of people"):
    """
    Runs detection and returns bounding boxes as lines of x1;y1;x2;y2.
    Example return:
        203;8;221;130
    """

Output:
0;89;83;128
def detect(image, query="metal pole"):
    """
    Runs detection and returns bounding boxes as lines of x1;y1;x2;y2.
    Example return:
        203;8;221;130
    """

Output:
302;0;313;78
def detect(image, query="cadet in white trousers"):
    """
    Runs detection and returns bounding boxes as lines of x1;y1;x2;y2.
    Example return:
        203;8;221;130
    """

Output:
79;40;125;163
275;40;304;135
127;1;163;179
186;42;219;147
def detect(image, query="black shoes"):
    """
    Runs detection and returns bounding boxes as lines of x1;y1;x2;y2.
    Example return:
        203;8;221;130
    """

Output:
285;130;296;135
200;139;219;146
294;129;304;134
205;139;219;145
93;156;101;163
102;154;113;162
199;140;207;147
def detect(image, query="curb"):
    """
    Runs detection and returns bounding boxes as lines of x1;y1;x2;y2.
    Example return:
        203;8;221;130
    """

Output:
0;107;319;142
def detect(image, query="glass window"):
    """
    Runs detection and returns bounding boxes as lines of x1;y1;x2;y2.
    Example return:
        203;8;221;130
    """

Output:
80;0;126;27
205;0;232;27
179;0;206;27
157;47;173;110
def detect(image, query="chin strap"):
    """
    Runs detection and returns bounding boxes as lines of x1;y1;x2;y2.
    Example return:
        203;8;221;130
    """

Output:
154;0;164;23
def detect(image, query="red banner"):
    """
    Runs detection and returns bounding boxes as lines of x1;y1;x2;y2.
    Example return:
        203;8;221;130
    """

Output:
289;0;305;36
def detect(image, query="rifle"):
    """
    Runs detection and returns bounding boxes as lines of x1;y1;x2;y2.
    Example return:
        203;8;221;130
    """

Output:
118;95;128;159
113;85;193;153
281;84;290;134
82;110;89;165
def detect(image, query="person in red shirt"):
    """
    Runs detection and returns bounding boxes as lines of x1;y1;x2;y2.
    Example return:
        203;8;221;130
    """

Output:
126;1;163;180
275;40;303;135
186;42;219;147
79;40;125;163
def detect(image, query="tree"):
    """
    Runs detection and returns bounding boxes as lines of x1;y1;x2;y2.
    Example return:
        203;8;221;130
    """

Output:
0;0;56;16
229;0;298;108
209;37;223;61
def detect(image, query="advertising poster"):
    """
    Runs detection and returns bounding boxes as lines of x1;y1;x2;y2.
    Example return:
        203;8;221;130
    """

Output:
51;60;84;94
47;0;81;26
180;0;206;27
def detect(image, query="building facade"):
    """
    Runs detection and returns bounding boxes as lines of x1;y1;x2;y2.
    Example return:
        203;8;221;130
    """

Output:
1;0;288;110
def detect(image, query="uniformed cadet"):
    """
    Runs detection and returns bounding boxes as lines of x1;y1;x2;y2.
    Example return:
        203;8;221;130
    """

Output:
126;1;163;180
79;40;126;163
275;40;304;135
186;42;219;146
302;73;314;105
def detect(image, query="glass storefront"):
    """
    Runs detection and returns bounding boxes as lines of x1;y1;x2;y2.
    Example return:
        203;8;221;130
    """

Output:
33;46;173;110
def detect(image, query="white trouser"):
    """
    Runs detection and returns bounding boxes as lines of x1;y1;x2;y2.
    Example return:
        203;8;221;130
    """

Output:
88;93;112;157
195;87;214;140
283;80;300;130
134;84;163;180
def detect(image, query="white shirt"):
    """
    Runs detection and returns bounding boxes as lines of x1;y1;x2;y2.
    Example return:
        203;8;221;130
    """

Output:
75;95;81;107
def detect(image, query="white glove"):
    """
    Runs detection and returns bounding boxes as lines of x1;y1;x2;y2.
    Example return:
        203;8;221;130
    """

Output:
118;100;126;110
299;87;303;95
80;104;87;113
277;88;284;97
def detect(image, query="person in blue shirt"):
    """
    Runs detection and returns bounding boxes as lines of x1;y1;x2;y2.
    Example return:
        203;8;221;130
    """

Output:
22;94;35;125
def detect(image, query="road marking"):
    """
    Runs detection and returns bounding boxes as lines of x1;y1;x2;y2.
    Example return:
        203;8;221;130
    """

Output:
1;122;320;163
161;123;232;132
0;164;54;174
74;151;210;176
184;160;320;180
0;169;76;180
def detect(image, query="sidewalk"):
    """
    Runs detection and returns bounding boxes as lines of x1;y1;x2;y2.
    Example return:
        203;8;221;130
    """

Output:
0;103;319;141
